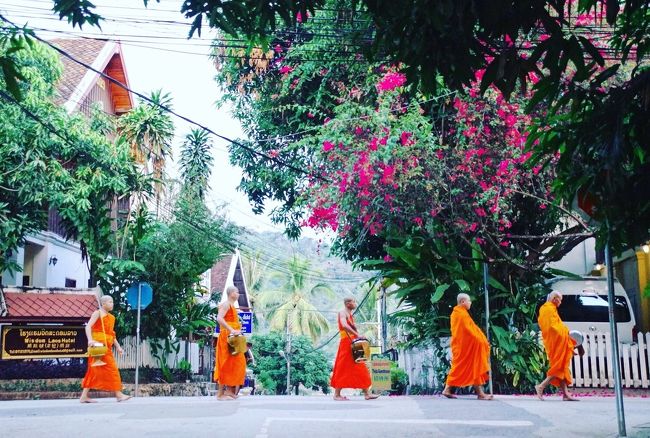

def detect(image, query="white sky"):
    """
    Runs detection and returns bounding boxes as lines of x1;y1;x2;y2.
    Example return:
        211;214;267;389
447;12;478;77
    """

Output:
0;0;303;234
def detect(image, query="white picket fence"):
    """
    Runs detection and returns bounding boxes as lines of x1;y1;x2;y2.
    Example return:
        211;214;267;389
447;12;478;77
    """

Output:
571;332;650;389
114;336;203;374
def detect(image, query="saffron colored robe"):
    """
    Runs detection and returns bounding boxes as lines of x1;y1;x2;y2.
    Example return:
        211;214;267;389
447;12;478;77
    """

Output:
330;313;371;389
538;301;576;386
82;313;123;392
213;305;246;386
445;305;490;387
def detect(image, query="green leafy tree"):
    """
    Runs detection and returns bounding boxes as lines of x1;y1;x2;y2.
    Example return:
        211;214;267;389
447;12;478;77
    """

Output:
130;195;238;340
117;89;174;215
0;37;150;283
179;128;214;201
256;255;334;342
251;332;331;395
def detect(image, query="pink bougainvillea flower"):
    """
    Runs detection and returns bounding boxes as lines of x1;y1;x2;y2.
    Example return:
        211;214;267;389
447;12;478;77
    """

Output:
323;140;334;152
377;72;407;92
307;112;315;119
368;137;379;151
268;149;279;158
413;217;423;227
383;255;393;263
380;165;395;185
279;65;293;75
400;131;413;146
354;126;364;136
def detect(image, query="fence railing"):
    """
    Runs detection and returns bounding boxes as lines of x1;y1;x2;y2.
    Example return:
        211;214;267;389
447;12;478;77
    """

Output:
114;336;206;374
571;331;649;389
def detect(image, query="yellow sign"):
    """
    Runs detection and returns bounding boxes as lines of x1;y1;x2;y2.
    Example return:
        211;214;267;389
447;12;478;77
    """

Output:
1;325;87;359
370;359;392;391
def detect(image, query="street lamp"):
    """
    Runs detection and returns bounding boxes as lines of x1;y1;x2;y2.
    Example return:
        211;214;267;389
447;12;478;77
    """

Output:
48;256;58;266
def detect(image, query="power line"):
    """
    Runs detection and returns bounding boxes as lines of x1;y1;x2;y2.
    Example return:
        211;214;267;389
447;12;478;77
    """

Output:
0;15;326;182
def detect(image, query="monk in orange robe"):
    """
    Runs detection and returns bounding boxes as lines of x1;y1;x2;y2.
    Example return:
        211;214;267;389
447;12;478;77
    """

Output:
442;293;492;400
80;295;131;403
535;290;578;401
330;297;379;401
214;285;246;400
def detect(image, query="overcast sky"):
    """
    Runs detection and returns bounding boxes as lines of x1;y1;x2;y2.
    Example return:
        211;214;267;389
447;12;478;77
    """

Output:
1;0;296;234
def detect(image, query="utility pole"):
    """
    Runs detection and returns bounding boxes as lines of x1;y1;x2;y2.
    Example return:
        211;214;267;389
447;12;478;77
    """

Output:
381;286;388;352
285;320;291;395
605;241;626;436
483;262;493;396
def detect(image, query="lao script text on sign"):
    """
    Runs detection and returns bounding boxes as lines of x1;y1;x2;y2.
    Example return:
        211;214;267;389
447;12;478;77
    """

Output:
1;325;87;359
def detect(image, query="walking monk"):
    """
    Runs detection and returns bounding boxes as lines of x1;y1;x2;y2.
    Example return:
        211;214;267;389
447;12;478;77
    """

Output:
80;295;131;403
214;285;246;400
535;290;578;401
330;297;379;401
442;293;493;400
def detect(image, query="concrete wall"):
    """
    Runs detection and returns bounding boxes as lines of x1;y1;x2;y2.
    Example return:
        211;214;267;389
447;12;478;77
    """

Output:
2;232;90;289
549;238;597;276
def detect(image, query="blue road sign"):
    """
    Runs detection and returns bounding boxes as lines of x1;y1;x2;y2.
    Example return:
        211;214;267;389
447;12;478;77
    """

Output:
126;282;153;310
215;311;253;335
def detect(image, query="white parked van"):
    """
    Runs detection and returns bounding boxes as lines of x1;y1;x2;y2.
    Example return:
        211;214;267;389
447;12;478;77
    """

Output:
545;277;637;344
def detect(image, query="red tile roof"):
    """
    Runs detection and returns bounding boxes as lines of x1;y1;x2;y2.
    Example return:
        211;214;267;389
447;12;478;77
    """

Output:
3;292;97;320
49;38;109;106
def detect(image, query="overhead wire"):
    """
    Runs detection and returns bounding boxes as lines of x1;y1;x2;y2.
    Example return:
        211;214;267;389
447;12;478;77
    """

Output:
0;14;329;182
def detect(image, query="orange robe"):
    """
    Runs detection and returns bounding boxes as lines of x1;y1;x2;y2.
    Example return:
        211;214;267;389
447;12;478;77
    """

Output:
445;305;490;387
82;313;123;392
213;305;246;386
538;301;576;386
330;313;371;389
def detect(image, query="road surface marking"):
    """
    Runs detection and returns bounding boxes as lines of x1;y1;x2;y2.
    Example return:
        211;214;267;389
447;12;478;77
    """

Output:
263;417;533;428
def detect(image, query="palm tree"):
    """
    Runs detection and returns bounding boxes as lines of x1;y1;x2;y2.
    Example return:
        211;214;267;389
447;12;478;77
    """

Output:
256;255;335;342
117;89;174;215
179;128;213;200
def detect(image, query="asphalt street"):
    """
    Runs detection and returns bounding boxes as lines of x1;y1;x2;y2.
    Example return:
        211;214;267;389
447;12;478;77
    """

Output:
1;394;649;437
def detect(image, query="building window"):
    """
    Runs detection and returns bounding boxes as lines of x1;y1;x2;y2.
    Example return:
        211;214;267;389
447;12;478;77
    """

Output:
65;278;77;288
23;275;31;286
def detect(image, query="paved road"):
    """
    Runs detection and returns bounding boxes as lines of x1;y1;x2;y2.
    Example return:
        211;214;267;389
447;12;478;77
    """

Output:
1;394;649;437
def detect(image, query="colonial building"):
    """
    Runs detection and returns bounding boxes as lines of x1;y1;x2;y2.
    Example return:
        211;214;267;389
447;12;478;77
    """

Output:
1;39;134;290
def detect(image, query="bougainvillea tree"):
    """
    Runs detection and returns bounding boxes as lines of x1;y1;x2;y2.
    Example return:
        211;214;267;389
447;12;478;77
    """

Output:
210;2;601;391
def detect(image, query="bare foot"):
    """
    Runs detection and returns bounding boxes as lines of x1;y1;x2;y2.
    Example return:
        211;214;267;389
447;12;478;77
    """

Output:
563;394;579;401
534;384;544;401
80;398;97;403
217;395;235;401
441;391;457;399
117;395;132;402
333;396;349;401
364;393;380;400
477;394;494;401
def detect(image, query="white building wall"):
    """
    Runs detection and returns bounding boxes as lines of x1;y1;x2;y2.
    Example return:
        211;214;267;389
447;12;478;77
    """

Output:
23;232;90;288
548;238;596;276
1;247;24;287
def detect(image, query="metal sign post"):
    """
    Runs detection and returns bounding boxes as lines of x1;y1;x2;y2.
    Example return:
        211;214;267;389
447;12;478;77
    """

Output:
135;283;141;398
605;242;627;437
126;282;153;398
482;262;493;396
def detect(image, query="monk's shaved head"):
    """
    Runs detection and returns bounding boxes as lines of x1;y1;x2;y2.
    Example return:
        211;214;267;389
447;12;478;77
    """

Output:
547;290;562;302
457;293;470;304
100;295;113;304
344;297;355;304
